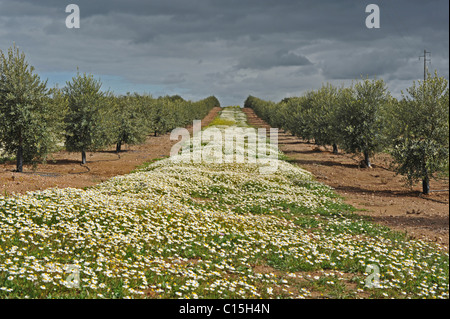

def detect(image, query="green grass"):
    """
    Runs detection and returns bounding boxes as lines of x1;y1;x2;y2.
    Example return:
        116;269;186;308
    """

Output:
205;117;237;127
131;156;169;173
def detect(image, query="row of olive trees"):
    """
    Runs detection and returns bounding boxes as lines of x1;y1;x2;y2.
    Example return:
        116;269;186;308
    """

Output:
0;45;219;170
244;74;449;194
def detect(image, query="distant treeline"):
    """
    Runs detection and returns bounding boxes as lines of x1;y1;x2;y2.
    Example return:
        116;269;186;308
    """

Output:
244;74;449;194
0;44;220;170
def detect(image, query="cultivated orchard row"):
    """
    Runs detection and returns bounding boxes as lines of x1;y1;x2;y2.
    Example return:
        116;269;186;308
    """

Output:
0;106;447;299
244;74;449;194
0;44;219;171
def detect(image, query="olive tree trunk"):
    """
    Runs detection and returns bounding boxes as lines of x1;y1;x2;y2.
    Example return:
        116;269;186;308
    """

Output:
16;133;23;172
81;150;86;165
363;150;372;168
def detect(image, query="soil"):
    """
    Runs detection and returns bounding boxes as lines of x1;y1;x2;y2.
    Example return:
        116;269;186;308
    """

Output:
242;107;449;249
0;107;222;195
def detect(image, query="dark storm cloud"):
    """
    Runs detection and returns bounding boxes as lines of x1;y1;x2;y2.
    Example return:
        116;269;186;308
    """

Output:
235;50;312;70
0;0;448;106
4;0;445;40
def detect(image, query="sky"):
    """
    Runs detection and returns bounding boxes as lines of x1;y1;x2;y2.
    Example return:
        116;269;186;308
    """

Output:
0;0;448;106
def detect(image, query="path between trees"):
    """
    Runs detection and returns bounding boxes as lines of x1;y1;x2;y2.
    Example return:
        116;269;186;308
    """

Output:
1;106;448;249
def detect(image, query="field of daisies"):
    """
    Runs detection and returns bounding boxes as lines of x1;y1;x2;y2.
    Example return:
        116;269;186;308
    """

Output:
0;106;448;299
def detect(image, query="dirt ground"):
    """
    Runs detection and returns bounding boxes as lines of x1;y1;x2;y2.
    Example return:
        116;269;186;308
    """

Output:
0;107;222;195
242;108;449;249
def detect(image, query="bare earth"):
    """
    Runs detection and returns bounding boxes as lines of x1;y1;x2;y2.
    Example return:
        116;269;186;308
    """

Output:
242;107;449;249
0;107;221;195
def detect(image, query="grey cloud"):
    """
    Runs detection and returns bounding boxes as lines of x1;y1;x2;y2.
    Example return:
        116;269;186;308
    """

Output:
161;73;187;85
0;0;448;106
318;49;403;80
235;50;311;70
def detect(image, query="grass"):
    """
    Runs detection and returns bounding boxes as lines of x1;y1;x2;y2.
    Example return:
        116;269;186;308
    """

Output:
131;156;169;173
204;117;236;128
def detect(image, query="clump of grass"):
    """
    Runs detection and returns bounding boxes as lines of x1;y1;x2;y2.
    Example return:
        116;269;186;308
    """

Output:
206;117;237;127
131;156;168;173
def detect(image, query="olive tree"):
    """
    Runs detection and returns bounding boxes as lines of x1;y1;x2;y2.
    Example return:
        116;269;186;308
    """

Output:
335;78;390;168
110;93;148;152
308;83;340;153
388;71;449;194
0;45;52;172
63;72;105;164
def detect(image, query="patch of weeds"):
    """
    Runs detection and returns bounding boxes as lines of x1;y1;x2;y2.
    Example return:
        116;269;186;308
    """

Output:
294;216;322;229
206;118;236;127
131;156;168;173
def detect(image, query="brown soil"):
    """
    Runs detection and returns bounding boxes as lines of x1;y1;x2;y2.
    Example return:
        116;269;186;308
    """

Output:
0;107;222;195
242;108;449;249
